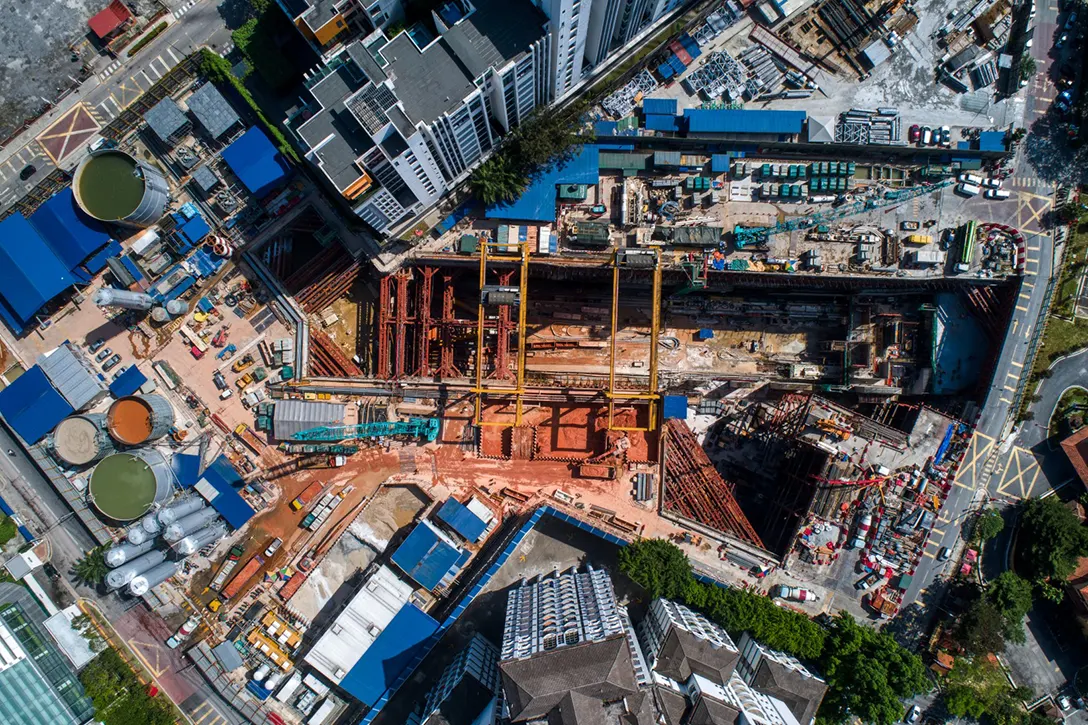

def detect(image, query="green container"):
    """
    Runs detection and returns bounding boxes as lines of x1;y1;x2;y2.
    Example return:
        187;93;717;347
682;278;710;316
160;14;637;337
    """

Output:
281;365;294;380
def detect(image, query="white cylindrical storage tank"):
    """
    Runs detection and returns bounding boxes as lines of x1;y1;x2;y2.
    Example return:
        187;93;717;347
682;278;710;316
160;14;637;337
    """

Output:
140;512;162;535
150;307;170;322
106;549;166;589
253;664;271;683
129;561;178;596
126;525;149;545
165;299;188;316
51;413;116;466
73;150;170;228
107;395;175;445
163;508;220;543
93;288;155;311
105;539;156;567
172;523;227;555
158;497;205;526
264;672;285;691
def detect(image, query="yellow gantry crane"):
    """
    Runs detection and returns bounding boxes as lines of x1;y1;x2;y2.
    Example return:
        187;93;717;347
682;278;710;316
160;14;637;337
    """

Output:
608;248;661;431
473;235;530;428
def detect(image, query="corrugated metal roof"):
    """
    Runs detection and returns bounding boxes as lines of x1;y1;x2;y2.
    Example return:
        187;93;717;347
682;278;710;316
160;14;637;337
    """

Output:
683;109;806;135
221;128;291;198
645;114;680;132
654;150;682;166
0;214;78;334
186;83;241;139
642;98;678;115
171;453;202;488
36;343;106;411
29;189;112;273
391;520;466;590
144;97;189;143
272;400;346;440
108;365;147;398
662;395;687;420
0;366;74;443
484;145;599;222
598;152;651;171
434;498;488;542
978;131;1005;152
198;455;254;529
211;640;244;671
711;154;731;172
191;165;220;193
339;603;439;707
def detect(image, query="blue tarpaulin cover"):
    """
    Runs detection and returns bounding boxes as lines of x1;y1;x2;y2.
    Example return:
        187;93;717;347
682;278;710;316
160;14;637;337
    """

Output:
221;128;291;197
390;520;465;590
0;214;79;335
108;365;147;398
200;454;254;528
978;131;1005;152
485;146;599;222
434;498;488;542
339;604;439;707
29;188;112;273
0;366;74;443
662;395;687;420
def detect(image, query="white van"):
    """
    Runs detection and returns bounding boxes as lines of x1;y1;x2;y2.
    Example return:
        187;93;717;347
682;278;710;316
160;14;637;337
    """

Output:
982;177;1002;188
984;188;1011;199
957;182;981;197
958;173;983;185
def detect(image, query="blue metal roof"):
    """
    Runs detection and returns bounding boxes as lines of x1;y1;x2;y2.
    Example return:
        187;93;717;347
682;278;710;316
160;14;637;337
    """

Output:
0;366;74;443
28;189;112;273
711;154;731;172
340;604;439;707
594;121;618;136
0;214;79;335
683;109;806;135
82;239;122;275
978;131;1005;152
201;454;254;528
662;395;687;420
485;145;599;222
171;452;202;488
108;365;147;398
176;214;211;247
645;114;680;132
391;520;465;590
434;498;488;542
221;128;291;198
643;98;677;115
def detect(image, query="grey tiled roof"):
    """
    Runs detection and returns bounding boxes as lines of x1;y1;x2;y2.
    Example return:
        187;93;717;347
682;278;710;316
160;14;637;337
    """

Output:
187;83;241;139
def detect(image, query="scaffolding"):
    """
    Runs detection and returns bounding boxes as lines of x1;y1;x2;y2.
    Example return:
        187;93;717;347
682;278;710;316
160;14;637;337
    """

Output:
608;249;661;431
474;236;530;427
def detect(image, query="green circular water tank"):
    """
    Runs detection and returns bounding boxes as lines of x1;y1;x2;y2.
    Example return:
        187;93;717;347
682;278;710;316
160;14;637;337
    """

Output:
73;150;169;226
88;451;170;521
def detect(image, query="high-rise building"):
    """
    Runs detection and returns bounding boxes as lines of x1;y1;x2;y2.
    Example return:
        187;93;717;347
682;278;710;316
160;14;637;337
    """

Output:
585;0;682;67
498;567;653;723
287;0;551;234
410;634;501;725
532;0;591;99
276;0;406;58
0;585;95;725
639;598;827;725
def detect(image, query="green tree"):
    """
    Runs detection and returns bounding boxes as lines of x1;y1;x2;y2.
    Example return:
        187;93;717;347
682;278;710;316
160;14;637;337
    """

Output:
1019;496;1088;585
1019;56;1037;81
470;154;529;205
0;514;17;545
959;599;1009;655
79;648;175;725
943;655;1032;724
974;509;1005;542
985;572;1034;644
617;538;694;600
816;614;929;725
73;547;109;585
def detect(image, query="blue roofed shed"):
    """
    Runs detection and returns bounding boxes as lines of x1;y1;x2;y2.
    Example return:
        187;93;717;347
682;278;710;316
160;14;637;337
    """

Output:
196;454;254;528
171;452;202;488
662;394;687;420
978;131;1006;152
643;98;677;115
391;520;467;590
485;145;599;222
108;365;147;398
683;109;806;135
0;366;74;443
0;214;79;335
221;128;291;198
175;214;211;247
434;498;488;542
29;188;112;275
645;114;680;132
339;604;439;707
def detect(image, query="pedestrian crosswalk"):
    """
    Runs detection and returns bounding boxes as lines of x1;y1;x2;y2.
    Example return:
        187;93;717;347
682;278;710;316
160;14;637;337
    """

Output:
173;0;199;19
1008;176;1043;188
99;59;123;81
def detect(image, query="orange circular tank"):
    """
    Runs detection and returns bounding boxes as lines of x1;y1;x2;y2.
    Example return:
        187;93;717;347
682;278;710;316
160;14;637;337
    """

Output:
107;397;155;444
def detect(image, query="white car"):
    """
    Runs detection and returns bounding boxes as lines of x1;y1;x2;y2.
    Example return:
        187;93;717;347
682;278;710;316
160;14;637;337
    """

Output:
1026;38;1033;48
905;704;922;723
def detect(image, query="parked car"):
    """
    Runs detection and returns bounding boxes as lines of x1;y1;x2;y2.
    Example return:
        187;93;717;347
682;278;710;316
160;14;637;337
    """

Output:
95;347;112;361
909;124;920;142
264;538;282;557
1059;695;1072;711
921;126;933;145
102;354;122;372
938;546;951;560
18;165;35;181
905;704;922;723
111;365;129;381
213;371;228;390
1057;32;1069;48
88;338;106;353
1055;89;1075;113
940;126;951;146
1065;11;1078;30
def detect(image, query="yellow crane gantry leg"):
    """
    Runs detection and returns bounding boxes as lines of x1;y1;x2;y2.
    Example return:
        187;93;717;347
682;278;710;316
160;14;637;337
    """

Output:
608;248;661;431
473;236;530;428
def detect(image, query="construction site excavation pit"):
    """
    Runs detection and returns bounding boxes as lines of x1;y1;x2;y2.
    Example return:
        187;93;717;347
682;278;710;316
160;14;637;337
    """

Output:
88;450;172;522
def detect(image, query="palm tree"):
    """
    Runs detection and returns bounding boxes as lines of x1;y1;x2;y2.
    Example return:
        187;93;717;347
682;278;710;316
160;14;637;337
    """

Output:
471;155;527;205
73;547;109;585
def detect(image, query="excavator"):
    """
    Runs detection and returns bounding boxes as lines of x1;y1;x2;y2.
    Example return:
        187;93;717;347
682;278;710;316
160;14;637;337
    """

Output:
576;434;631;480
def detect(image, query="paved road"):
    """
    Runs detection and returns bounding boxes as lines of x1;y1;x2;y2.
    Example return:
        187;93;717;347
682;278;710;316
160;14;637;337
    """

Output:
0;0;232;211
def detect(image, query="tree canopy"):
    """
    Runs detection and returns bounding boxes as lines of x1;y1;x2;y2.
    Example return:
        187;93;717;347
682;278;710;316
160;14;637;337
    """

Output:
80;648;176;725
973;509;1005;543
619;540;927;725
985;572;1034;644
1018;496;1088;588
817;614;929;725
73;547;108;586
959;599;1009;655
943;655;1033;725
